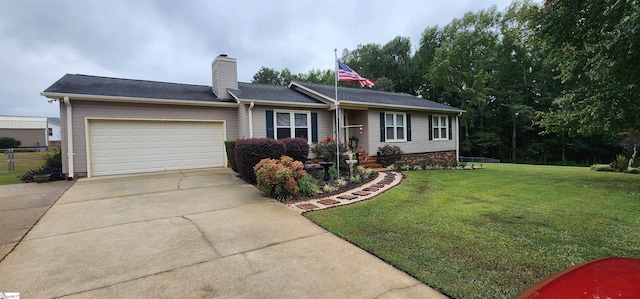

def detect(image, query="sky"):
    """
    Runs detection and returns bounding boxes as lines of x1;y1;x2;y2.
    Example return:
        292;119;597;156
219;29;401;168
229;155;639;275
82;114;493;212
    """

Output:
0;0;519;118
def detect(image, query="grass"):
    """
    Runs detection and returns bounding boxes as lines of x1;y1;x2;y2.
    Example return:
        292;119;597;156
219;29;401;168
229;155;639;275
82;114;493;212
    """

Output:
305;164;640;299
0;151;49;185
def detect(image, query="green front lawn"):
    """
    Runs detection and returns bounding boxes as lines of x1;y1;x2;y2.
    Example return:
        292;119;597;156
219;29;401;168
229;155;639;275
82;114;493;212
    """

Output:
306;164;640;299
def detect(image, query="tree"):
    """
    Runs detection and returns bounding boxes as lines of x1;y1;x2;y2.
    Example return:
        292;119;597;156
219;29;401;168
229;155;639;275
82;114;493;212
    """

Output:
536;0;640;136
0;137;21;148
253;67;334;86
252;67;284;85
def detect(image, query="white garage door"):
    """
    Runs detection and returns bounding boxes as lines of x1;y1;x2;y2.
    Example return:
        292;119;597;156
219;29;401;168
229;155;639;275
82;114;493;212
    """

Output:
88;120;224;176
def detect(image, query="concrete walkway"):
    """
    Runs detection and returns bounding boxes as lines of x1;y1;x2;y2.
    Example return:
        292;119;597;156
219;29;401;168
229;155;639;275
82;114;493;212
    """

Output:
0;169;447;298
0;179;74;261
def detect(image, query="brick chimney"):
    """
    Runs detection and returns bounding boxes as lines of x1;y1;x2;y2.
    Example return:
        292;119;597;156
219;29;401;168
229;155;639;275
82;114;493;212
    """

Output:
211;54;238;100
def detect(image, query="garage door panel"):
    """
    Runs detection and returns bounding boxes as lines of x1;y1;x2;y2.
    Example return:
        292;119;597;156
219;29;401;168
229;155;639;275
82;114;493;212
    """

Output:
89;120;224;176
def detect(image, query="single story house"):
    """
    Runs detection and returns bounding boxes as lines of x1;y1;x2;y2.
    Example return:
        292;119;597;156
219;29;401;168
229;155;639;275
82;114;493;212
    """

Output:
0;116;61;148
41;55;463;179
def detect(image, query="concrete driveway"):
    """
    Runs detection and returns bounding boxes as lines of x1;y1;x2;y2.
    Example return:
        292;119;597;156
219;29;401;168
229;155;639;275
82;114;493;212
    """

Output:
0;169;446;298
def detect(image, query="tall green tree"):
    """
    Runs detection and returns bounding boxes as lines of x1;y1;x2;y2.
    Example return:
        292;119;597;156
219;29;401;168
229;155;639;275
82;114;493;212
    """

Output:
536;0;640;136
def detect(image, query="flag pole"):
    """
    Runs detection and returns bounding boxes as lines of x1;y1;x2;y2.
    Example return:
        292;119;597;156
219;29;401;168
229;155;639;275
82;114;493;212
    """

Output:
334;48;340;176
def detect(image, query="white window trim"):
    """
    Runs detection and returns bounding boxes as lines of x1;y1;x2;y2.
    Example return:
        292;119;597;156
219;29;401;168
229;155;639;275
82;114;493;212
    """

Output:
274;110;312;141
384;111;406;142
432;115;448;141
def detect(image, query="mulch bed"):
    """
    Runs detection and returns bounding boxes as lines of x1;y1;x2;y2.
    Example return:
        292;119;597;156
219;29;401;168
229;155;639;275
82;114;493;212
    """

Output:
283;168;379;204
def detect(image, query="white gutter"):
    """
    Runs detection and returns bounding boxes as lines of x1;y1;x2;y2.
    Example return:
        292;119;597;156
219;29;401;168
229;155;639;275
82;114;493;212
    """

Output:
41;92;239;108
338;100;465;114
236;98;328;108
63;97;74;179
248;101;255;138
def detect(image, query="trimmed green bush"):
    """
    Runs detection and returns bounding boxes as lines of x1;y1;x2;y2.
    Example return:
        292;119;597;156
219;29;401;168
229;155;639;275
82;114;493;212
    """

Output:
224;140;237;172
377;145;403;167
280;138;310;163
235;138;285;183
254;156;307;201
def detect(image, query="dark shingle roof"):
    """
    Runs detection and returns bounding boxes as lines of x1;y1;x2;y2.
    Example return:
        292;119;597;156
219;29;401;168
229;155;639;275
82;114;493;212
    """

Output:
43;74;235;103
229;82;324;104
294;81;463;112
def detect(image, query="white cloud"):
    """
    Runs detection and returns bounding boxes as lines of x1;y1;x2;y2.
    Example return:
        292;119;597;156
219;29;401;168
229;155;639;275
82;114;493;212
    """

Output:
0;0;524;117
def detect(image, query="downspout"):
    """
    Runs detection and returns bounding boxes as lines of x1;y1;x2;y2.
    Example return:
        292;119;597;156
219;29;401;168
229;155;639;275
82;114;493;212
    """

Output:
63;97;74;180
248;101;255;138
456;112;462;162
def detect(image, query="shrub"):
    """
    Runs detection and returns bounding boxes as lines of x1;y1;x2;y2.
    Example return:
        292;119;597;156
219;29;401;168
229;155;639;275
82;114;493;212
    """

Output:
323;184;335;193
280;138;310;163
336;178;347;187
254;156;306;201
355;165;373;179
224;140;237;172
611;154;629;172
328;165;339;180
44;147;62;168
297;175;321;196
412;165;423;171
401;164;411;171
0;137;21;148
311;136;348;168
377;145;403;167
235;138;285;183
591;164;614;172
20;166;65;183
350;174;362;183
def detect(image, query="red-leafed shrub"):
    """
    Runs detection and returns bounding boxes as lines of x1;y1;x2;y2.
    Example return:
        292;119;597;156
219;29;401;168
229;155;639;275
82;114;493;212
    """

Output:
235;138;285;183
279;138;310;163
254;156;307;201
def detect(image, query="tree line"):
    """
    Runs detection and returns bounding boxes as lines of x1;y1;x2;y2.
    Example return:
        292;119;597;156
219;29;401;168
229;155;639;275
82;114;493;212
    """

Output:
252;0;639;165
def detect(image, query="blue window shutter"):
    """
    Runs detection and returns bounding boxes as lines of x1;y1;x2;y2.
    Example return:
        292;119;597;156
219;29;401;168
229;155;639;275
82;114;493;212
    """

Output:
406;114;412;141
448;116;453;140
379;112;385;142
266;110;274;139
311;112;318;143
428;115;433;141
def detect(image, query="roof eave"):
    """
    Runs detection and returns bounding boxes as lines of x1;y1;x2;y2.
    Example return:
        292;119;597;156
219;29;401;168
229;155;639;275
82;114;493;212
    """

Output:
289;82;335;105
40;92;239;108
236;98;329;108
338;100;465;113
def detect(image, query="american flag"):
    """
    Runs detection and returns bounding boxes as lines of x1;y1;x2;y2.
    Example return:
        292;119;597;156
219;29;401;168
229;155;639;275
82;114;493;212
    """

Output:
337;60;375;88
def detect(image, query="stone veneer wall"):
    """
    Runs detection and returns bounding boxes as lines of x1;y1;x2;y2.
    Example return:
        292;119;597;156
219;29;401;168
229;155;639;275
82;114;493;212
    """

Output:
397;151;457;167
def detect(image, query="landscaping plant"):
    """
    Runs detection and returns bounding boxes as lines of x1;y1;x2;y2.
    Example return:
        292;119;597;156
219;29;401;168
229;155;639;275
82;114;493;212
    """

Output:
311;136;348;169
377;145;403;166
235;138;285;183
254;156;307;201
280;138;310;163
224;140;237;172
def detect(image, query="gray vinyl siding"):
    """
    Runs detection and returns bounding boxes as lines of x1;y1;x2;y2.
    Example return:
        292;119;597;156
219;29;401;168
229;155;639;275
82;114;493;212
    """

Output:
68;100;238;175
250;106;332;142
367;109;457;154
237;103;247;138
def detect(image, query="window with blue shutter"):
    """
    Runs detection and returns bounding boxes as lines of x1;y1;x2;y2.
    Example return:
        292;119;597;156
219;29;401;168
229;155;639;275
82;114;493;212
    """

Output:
266;110;274;139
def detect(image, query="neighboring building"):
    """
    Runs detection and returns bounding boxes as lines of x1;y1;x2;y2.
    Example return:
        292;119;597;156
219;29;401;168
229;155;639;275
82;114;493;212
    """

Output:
0;116;61;148
41;54;463;179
